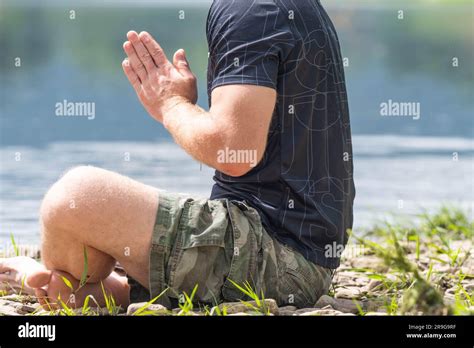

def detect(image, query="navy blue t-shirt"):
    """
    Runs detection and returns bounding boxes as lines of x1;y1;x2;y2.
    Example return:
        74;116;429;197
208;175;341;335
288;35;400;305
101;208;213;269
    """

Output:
207;0;355;269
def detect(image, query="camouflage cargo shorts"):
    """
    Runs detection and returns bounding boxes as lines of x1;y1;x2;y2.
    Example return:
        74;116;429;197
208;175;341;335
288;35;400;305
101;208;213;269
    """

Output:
128;191;332;308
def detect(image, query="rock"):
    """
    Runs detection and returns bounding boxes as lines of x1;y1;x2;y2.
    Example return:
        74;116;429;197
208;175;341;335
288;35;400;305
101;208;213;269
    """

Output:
294;307;328;315
277;305;297;316
315;295;337;307
0;295;23;302
444;287;457;296
353;277;369;286
278;306;298;316
331;277;355;287
279;305;297;311
216;299;278;315
349;255;388;272
433;264;452;273
336;271;362;278
17;303;40;315
385;274;399;282
299;308;348;316
0;299;23;315
364;300;385;312
333;271;360;282
74;307;113;316
337;313;357;316
315;295;361;314
126;303;169;316
450;240;472;251
227;312;253;316
462;283;474;292
367;279;383;291
32;309;50;316
461;266;474;276
179;311;202;316
443;293;456;306
295;304;356;316
216;303;251;314
334;287;361;300
365;311;388;316
170;307;203;315
0;295;39;315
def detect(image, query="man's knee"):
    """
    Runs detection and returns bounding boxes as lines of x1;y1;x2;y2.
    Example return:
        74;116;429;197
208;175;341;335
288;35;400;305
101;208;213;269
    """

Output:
40;165;103;232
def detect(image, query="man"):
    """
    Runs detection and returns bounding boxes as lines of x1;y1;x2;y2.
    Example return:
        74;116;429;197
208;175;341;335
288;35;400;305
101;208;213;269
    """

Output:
1;0;354;309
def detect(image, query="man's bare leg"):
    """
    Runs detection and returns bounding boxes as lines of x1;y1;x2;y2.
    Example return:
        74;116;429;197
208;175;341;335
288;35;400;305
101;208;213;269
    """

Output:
26;165;159;309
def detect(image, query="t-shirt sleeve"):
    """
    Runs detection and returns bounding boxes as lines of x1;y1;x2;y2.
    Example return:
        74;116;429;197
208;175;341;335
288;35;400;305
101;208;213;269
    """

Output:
207;0;294;92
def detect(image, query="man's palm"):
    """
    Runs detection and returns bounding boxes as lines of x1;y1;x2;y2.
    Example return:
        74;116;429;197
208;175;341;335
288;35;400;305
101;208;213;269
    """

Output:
122;31;197;123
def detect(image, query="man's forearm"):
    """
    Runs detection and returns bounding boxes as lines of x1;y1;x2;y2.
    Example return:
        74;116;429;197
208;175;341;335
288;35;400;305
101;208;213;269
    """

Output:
162;97;226;172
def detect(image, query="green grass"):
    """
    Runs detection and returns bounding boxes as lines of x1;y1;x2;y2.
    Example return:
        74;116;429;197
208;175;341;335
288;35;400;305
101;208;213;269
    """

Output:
100;281;121;315
132;288;170;316
79;246;89;288
352;206;473;315
177;284;199;316
10;233;19;256
208;303;228;316
227;279;271;315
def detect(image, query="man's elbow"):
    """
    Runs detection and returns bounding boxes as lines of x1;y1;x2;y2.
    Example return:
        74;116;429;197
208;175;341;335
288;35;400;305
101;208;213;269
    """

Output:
216;163;254;177
211;134;266;177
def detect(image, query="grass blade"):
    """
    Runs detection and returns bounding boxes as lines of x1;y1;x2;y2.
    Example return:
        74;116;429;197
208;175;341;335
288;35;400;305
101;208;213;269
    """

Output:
60;276;74;291
80;246;89;287
10;233;19;256
133;287;169;316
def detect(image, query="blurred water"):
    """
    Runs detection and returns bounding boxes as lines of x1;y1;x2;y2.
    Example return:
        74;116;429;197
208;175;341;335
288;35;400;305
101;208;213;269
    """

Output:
0;0;473;244
1;135;472;244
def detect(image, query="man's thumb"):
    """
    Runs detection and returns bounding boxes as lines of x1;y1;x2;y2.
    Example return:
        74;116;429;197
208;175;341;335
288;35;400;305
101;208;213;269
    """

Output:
173;49;192;76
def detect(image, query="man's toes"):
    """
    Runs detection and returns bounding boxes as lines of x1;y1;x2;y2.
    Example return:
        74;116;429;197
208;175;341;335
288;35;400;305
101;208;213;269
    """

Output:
0;273;14;282
35;288;52;310
27;270;52;289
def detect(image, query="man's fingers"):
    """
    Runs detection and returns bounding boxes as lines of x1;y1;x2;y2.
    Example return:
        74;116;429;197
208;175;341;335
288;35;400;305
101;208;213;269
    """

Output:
127;31;156;72
172;49;194;78
123;41;147;82
122;59;141;91
138;31;170;68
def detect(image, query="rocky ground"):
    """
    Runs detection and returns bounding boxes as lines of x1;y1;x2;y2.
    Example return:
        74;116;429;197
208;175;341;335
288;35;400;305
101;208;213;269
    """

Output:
1;240;472;316
1;208;473;316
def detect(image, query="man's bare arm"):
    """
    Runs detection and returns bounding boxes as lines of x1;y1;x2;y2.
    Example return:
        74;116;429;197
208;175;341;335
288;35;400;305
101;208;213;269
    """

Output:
162;85;276;176
122;31;276;176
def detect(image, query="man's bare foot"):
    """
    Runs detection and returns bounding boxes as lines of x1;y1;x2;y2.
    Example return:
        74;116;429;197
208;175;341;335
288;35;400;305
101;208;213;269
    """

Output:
27;269;131;310
0;256;45;295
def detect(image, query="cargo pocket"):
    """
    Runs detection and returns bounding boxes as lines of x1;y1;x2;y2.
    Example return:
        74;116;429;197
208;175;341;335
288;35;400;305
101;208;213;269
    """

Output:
221;200;263;301
277;244;331;308
166;199;232;303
